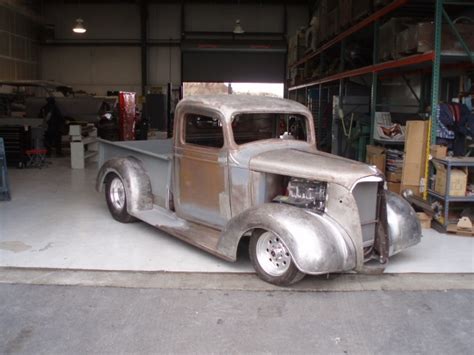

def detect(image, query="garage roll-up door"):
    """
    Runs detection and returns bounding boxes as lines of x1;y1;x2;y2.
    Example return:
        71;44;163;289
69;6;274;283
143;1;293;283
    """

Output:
182;41;286;83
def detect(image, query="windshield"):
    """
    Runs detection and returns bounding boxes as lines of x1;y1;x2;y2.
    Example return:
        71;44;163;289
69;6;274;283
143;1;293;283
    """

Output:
232;113;309;145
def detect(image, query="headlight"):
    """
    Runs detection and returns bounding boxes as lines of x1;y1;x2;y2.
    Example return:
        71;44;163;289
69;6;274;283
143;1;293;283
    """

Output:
274;178;327;213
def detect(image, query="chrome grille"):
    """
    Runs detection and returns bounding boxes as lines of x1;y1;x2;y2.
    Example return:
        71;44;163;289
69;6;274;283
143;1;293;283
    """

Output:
352;181;379;247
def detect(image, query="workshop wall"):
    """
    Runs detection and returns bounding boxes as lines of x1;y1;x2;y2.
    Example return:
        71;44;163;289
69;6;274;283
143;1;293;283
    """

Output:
0;2;40;80
40;46;141;95
40;2;308;95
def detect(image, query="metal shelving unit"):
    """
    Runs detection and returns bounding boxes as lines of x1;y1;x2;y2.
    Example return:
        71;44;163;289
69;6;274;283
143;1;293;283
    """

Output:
288;0;474;198
288;0;474;149
428;157;474;232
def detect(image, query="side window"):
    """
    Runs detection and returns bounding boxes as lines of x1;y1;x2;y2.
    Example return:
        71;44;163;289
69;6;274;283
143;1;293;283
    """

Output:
184;114;224;148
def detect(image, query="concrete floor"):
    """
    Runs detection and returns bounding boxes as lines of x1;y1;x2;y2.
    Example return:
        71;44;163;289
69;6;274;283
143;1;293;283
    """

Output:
1;283;473;354
1;157;473;273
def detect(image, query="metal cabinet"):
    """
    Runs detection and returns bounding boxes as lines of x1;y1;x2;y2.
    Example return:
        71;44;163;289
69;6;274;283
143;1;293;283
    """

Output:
428;157;474;231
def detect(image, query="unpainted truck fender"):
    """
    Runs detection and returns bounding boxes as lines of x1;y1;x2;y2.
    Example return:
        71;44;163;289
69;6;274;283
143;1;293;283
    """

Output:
385;190;422;256
217;203;357;275
96;157;153;214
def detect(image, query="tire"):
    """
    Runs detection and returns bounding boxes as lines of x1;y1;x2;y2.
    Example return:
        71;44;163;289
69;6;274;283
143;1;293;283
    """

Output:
105;173;137;223
249;229;305;286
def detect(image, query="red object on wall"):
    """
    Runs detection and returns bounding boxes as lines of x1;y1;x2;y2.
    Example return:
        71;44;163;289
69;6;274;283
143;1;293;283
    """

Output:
118;92;136;141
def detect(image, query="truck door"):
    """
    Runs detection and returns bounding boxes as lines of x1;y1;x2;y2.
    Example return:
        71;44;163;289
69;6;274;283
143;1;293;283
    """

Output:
174;111;230;229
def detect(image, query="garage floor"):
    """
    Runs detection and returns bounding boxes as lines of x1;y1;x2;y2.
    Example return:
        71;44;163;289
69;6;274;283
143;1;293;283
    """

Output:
1;157;473;273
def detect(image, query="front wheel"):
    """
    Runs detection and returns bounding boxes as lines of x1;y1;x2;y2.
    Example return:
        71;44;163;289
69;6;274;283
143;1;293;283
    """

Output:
249;229;305;286
105;173;137;223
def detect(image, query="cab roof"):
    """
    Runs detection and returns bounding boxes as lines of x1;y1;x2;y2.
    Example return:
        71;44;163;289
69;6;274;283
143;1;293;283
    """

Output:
177;95;311;121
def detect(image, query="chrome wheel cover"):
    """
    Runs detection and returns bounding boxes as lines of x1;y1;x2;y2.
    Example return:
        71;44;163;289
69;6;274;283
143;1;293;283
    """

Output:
110;177;126;210
256;231;292;277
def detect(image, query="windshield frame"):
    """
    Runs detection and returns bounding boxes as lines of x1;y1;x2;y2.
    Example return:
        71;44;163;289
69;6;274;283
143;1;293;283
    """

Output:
228;110;315;148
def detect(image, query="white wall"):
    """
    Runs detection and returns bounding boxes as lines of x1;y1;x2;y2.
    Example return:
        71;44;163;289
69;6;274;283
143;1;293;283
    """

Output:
40;2;309;95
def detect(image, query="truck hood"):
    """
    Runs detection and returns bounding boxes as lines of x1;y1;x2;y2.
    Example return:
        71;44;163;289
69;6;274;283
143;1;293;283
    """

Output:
249;148;381;190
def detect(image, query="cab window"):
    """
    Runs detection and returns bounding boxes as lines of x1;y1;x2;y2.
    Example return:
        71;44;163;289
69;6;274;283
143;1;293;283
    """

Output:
232;113;308;145
184;114;224;148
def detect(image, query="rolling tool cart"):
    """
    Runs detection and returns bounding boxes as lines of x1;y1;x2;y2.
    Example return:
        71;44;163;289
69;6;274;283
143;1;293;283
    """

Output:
0;125;31;168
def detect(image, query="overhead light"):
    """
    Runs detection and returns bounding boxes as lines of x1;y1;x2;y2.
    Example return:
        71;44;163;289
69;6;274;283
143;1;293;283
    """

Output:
233;19;244;34
73;18;86;34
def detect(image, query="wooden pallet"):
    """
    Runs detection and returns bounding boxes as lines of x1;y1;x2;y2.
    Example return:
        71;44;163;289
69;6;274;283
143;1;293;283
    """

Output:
446;224;474;237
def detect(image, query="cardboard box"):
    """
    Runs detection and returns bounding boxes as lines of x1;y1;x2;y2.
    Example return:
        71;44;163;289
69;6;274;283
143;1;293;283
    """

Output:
434;164;468;197
430;145;447;160
386;171;402;183
397;22;474;55
366;145;386;173
387;182;401;194
401;121;429;188
339;0;352;29
416;212;432;229
378;17;414;60
288;29;307;65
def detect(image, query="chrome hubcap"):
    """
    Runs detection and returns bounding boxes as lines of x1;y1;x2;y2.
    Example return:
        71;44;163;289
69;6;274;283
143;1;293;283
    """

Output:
109;177;125;210
256;231;291;276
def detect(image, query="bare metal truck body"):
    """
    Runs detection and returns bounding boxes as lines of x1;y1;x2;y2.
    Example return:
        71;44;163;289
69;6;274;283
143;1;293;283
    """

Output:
97;95;421;285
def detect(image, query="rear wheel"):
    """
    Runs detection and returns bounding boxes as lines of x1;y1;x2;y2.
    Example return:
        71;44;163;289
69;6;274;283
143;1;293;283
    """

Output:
249;229;305;286
105;173;136;223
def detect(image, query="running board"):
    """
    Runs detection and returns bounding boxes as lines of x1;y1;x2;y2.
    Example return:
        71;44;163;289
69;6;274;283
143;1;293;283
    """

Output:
132;207;233;262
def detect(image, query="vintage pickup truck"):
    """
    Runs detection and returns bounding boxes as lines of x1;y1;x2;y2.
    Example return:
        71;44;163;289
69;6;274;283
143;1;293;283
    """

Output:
96;95;421;285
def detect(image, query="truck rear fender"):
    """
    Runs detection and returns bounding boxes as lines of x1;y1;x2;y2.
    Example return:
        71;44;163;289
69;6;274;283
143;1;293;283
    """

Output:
96;157;153;213
217;203;357;274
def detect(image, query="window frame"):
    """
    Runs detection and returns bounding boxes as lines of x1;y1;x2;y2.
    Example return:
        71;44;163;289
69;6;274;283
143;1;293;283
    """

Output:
181;111;227;151
229;111;313;147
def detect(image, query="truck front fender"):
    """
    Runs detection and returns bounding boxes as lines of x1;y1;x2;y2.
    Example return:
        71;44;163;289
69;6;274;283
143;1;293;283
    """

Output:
385;191;422;256
96;157;153;213
217;203;357;275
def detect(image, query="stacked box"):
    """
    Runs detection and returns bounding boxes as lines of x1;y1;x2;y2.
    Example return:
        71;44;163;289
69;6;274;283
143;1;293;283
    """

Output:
401;120;429;197
434;164;468;197
378;18;415;61
305;13;320;52
374;0;392;8
352;0;372;22
396;22;474;55
319;0;339;42
339;0;352;29
385;148;403;193
366;145;385;173
326;7;340;39
288;29;306;65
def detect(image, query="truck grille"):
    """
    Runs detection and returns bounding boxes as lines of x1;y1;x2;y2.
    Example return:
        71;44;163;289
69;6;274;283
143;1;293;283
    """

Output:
352;181;380;247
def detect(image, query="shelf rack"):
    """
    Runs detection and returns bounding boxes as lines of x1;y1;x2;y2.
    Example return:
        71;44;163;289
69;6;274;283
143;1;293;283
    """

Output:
287;0;474;197
289;0;410;70
428;157;474;232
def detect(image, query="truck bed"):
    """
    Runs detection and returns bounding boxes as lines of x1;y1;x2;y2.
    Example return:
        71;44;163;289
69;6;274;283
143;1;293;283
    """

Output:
98;138;173;163
98;139;173;208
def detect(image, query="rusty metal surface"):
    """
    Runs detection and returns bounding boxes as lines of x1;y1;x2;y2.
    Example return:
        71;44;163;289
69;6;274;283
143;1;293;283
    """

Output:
385;191;422;256
96;95;421;278
218;203;356;274
97;139;172;209
178;95;312;125
249;148;380;190
96;157;153;214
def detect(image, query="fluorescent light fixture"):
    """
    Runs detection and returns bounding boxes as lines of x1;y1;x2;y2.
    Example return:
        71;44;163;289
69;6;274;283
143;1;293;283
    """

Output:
233;19;244;34
73;18;86;34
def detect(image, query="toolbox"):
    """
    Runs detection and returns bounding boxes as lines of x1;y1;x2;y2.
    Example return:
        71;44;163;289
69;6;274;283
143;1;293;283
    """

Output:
0;125;32;168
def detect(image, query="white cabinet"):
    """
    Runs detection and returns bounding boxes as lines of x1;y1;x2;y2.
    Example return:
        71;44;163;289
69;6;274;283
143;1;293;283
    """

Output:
69;125;99;169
